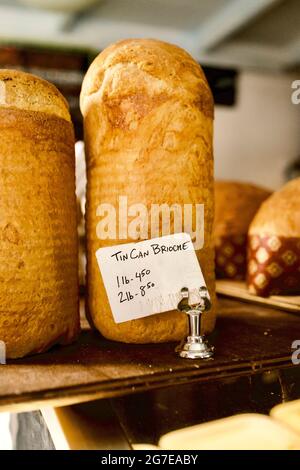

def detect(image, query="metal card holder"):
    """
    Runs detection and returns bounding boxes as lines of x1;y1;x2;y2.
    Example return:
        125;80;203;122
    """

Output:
176;286;214;359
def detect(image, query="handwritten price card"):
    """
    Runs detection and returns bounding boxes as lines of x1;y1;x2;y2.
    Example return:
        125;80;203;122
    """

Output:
96;233;207;323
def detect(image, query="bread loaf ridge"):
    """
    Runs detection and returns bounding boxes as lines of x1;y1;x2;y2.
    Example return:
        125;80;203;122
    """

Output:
0;70;79;358
81;39;215;343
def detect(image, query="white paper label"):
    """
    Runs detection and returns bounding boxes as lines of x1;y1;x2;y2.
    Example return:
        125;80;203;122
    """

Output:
96;233;208;324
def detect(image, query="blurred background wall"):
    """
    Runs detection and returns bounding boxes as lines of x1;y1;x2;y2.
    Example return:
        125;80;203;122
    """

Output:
215;70;300;188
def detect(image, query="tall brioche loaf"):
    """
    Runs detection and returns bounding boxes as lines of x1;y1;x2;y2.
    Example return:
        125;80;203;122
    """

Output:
0;70;79;358
247;178;300;296
214;181;271;280
80;39;215;343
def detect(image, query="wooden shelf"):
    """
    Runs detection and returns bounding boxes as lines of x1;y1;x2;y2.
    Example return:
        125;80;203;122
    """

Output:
1;297;299;413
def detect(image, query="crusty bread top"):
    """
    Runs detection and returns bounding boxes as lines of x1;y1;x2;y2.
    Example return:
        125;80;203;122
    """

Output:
214;180;271;238
80;38;213;119
249;177;300;237
0;69;71;122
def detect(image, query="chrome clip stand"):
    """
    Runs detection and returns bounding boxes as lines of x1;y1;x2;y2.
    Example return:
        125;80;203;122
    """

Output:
176;286;214;359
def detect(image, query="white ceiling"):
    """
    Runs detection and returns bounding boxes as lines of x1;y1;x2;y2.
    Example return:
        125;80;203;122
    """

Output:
0;0;299;70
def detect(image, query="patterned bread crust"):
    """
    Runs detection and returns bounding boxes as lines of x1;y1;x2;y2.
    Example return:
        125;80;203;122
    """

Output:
81;39;216;343
214;181;271;280
0;70;79;358
248;235;300;296
247;177;300;296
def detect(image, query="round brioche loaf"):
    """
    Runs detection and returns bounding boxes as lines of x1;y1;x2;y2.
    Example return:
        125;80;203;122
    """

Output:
214;181;271;280
81;39;216;343
0;69;79;358
249;178;300;238
247;178;300;296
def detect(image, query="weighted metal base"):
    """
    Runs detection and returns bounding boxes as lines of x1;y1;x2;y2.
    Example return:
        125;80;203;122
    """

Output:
176;336;214;360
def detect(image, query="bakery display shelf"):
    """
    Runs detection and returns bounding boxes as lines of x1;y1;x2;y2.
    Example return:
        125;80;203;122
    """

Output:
216;280;300;313
1;297;299;413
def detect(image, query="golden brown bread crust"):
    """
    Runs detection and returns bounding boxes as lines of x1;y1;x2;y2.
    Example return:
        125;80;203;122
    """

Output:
214;181;272;240
249;178;300;237
0;69;70;121
80;39;214;120
0;70;79;358
81;39;216;343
